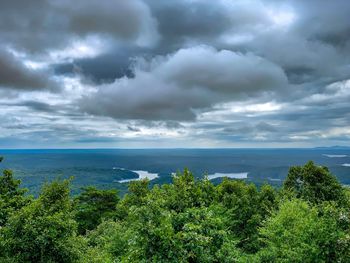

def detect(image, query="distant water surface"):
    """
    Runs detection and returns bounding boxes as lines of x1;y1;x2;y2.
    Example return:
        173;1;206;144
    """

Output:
0;148;349;195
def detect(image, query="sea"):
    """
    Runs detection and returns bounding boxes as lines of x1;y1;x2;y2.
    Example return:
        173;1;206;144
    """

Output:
0;148;349;195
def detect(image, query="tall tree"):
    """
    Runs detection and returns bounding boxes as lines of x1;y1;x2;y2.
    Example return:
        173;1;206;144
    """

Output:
74;186;119;234
283;161;345;204
0;164;30;226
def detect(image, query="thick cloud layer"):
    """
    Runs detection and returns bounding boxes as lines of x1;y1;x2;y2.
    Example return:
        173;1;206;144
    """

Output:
1;0;350;147
0;49;57;90
80;46;287;120
0;0;158;53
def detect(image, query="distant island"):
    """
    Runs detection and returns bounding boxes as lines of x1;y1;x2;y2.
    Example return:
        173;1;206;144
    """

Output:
315;145;350;149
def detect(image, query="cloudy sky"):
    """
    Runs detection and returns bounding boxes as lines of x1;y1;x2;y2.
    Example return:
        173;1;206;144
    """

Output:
1;0;350;148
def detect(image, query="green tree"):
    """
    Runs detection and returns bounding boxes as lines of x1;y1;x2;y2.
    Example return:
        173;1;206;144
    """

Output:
0;179;83;263
257;199;347;262
0;169;30;226
85;219;129;262
284;161;345;204
165;169;215;213
258;184;278;217
216;179;262;253
116;179;150;220
173;205;243;263
74;187;119;234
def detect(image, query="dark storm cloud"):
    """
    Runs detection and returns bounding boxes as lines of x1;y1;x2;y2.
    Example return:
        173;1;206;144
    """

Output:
247;31;350;86
0;50;57;90
50;0;350;89
2;100;77;115
251;0;350;86
51;0;236;83
54;0;272;83
64;0;158;43
145;0;231;46
0;0;158;89
53;47;142;83
12;101;55;113
0;0;158;53
290;0;350;46
0;0;54;52
79;46;287;121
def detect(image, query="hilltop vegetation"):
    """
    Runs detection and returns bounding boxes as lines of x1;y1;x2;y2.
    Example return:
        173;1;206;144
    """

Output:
1;156;350;262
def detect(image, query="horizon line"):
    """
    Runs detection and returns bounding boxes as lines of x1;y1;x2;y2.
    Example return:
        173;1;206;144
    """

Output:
1;146;349;151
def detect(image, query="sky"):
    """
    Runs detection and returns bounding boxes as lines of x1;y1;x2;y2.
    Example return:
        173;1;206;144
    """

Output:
0;0;350;148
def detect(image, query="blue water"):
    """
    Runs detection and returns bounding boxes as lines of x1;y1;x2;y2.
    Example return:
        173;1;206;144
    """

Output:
0;148;350;195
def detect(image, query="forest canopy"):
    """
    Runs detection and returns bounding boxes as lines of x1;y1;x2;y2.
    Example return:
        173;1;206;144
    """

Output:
0;158;350;263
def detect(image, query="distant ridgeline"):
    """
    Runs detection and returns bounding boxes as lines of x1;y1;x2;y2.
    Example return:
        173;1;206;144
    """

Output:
1;156;350;262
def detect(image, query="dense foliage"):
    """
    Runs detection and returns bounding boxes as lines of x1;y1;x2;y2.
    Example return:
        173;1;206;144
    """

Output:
1;158;350;262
